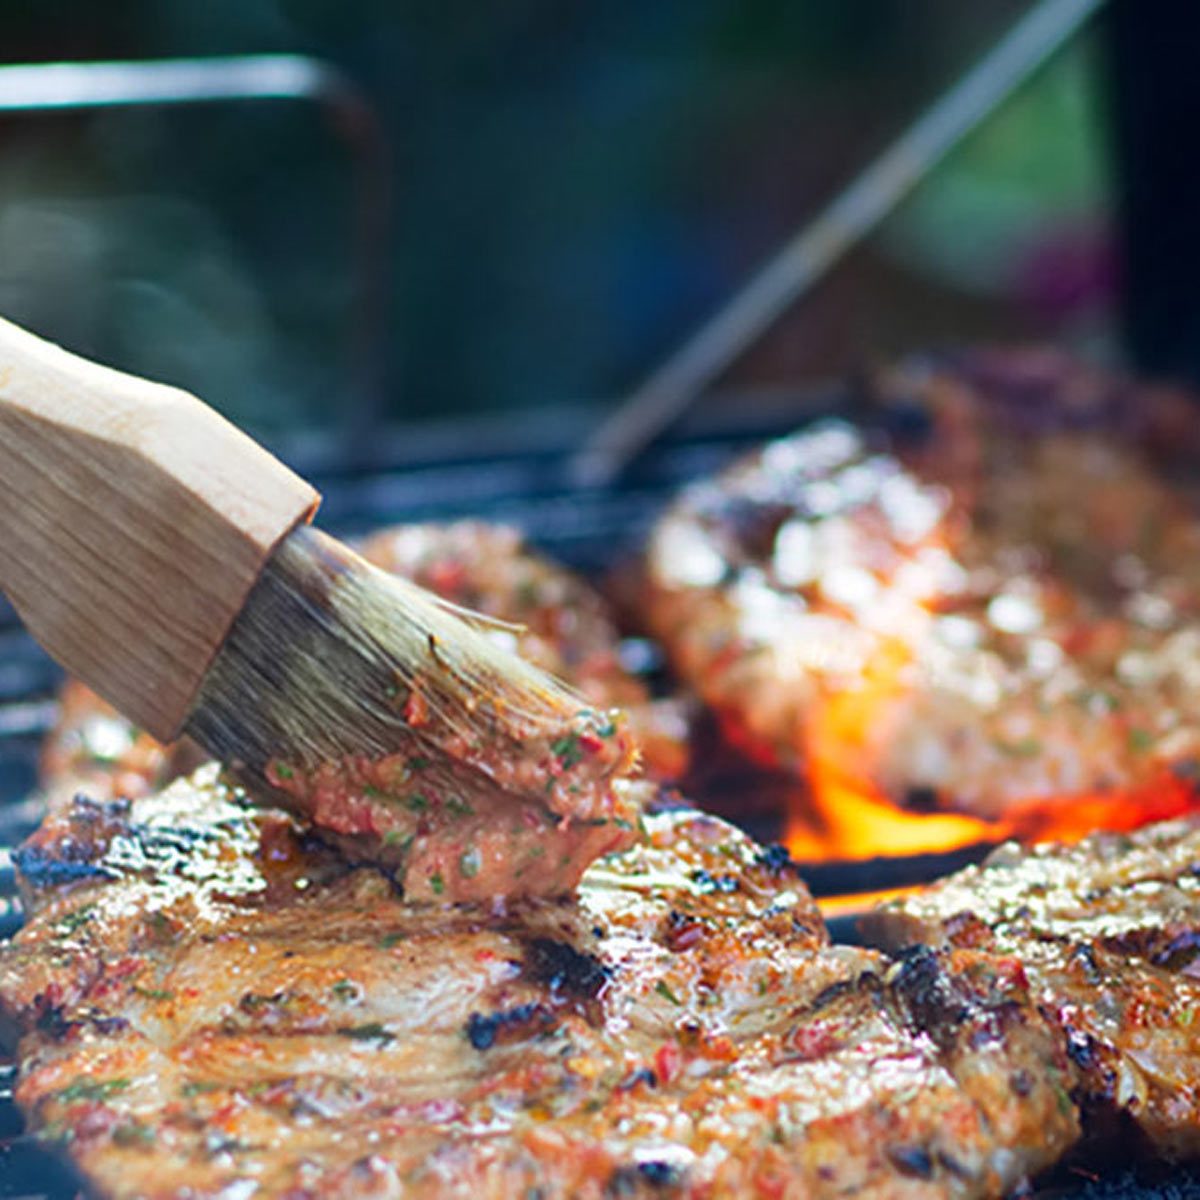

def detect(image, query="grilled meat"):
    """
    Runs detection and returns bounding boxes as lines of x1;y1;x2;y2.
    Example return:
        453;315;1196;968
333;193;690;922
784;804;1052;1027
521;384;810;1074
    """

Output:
0;768;1075;1198
863;818;1200;1159
39;679;205;809
641;348;1200;823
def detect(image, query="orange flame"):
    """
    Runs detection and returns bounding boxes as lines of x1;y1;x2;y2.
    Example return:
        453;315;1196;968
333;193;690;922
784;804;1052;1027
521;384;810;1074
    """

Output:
787;764;1200;864
799;772;1200;921
783;603;1200;865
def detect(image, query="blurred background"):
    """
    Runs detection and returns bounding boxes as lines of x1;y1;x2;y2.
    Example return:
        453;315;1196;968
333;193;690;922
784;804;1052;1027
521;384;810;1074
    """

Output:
0;1;1120;438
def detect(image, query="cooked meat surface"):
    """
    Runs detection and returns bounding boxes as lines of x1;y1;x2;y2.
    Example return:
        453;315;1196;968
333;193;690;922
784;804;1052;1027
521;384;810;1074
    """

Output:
39;678;204;809
0;768;1076;1198
863;818;1200;1159
641;348;1200;822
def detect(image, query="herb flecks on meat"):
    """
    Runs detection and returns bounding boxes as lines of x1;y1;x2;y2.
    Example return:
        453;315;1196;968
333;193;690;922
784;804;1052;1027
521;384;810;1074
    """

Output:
0;768;1076;1197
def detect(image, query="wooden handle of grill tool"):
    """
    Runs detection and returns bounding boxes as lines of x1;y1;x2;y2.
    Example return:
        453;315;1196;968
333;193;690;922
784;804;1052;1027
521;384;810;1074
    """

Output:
0;316;320;740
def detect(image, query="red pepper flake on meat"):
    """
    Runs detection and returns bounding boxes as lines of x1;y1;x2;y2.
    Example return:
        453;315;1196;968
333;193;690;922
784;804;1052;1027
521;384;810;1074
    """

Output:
653;1042;683;1086
403;688;429;728
425;558;468;597
784;1022;844;1062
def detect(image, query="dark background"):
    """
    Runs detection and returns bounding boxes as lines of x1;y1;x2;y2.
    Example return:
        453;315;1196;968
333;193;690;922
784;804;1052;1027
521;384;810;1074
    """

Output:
0;1;1112;434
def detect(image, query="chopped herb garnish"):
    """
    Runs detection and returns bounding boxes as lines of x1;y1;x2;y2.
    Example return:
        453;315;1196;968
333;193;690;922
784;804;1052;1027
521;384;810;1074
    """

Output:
459;848;482;879
446;796;475;818
56;1077;130;1104
148;912;174;938
182;1081;222;1096
112;1121;154;1147
55;906;95;935
272;762;294;780
1181;1007;1196;1027
551;733;583;770
337;1022;394;1045
614;818;634;831
383;830;414;850
596;717;617;738
998;736;1042;758
132;985;173;1001
1075;688;1119;714
379;932;404;949
527;846;546;860
1128;728;1155;754
655;981;682;1006
331;979;358;1000
407;755;431;771
406;793;430;814
429;872;445;896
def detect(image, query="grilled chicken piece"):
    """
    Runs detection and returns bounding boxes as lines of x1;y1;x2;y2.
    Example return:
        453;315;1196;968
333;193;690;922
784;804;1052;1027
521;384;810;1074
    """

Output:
863;818;1200;1159
641;348;1200;824
0;768;1075;1198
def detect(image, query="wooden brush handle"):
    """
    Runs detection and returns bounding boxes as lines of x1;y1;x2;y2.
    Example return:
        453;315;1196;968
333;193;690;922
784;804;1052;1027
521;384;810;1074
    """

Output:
0;316;320;741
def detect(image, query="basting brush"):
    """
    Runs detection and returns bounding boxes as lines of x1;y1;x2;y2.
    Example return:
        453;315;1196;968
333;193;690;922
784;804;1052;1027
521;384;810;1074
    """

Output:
0;316;634;816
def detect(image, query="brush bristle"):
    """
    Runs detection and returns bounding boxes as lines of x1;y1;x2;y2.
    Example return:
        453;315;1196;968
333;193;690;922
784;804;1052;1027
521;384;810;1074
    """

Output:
185;526;637;814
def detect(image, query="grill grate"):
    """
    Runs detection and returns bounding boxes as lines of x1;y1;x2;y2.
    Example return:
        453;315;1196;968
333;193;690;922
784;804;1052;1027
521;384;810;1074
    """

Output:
0;405;1197;1197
